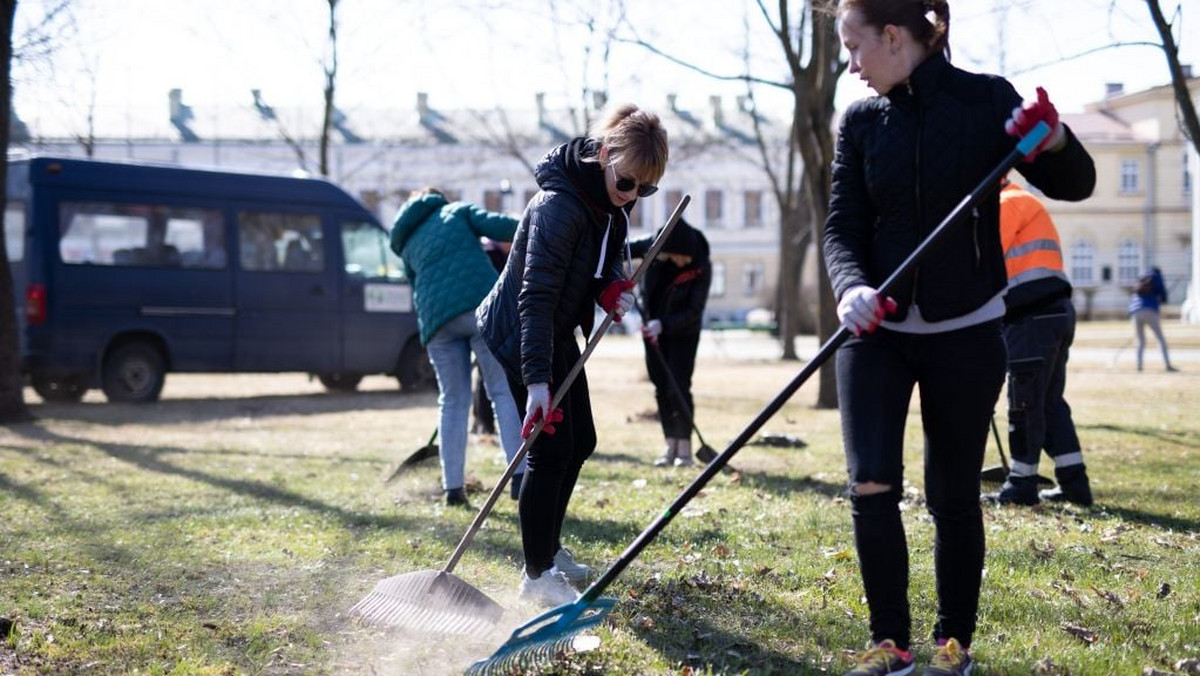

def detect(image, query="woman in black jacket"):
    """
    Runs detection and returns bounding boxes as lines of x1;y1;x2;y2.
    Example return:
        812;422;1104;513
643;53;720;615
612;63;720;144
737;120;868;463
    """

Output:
477;103;669;607
825;2;1095;674
630;218;711;467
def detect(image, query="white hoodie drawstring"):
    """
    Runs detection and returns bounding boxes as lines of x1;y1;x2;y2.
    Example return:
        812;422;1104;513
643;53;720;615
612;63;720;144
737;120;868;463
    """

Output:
593;209;633;279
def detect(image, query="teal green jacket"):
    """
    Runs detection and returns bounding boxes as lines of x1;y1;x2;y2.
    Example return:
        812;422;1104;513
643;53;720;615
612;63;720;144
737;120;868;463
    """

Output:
390;193;518;345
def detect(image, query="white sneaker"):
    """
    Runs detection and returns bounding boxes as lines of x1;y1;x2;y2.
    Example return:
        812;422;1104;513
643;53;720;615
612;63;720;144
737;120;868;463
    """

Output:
552;547;591;583
519;567;579;607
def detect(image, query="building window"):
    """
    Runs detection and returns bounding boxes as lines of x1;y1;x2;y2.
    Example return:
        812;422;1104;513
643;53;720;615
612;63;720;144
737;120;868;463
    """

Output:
705;189;724;229
1068;239;1095;286
710;261;726;298
664;189;684;224
1119;159;1140;194
1117;238;1141;285
744;190;763;229
1185;150;1193;197
742;261;764;297
483;189;503;212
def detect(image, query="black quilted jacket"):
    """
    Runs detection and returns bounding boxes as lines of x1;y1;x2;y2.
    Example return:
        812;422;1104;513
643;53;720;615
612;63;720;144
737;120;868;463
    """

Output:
824;53;1096;322
477;139;629;386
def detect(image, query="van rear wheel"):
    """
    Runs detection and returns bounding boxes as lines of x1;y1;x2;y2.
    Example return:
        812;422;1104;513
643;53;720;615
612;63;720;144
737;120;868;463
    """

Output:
318;373;363;392
103;343;166;403
31;374;87;403
397;340;435;392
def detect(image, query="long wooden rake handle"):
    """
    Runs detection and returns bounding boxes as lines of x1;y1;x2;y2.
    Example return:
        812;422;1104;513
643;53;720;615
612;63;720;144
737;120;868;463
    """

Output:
578;122;1052;603
440;194;692;575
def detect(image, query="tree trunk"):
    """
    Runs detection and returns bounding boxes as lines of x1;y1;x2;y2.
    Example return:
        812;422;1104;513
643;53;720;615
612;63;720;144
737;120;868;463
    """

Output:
319;0;338;177
1146;0;1200;157
0;0;31;423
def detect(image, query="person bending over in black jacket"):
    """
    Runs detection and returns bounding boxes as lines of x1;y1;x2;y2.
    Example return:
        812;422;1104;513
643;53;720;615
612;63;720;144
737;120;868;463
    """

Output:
629;217;711;468
825;2;1095;675
477;103;669;607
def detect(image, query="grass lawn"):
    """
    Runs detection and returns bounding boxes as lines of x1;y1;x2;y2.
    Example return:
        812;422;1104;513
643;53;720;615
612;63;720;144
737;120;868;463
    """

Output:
2;320;1199;675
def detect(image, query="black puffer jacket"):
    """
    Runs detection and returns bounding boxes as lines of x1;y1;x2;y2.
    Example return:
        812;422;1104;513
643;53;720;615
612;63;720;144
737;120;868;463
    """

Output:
630;222;712;336
477;138;629;386
824;53;1096;322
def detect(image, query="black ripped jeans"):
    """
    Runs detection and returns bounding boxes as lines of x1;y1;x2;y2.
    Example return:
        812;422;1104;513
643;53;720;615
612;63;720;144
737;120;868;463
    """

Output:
507;338;596;577
835;320;1006;650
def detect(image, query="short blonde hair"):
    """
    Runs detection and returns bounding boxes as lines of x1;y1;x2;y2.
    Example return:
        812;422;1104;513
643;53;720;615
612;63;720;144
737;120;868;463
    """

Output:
589;103;669;186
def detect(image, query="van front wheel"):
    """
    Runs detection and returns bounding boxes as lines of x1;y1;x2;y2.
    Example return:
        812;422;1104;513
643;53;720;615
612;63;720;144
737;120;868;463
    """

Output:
396;340;435;392
31;374;87;403
318;373;363;392
103;343;166;403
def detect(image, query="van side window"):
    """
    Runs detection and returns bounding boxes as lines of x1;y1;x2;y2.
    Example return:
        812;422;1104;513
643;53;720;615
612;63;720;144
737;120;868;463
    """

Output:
238;212;324;272
4;202;25;262
58;202;226;268
341;220;403;280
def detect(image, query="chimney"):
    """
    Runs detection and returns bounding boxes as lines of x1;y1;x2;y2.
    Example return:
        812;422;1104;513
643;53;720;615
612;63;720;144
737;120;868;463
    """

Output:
535;92;546;125
168;88;192;123
709;95;724;127
666;93;678;112
417;92;430;123
591;90;607;111
1105;82;1124;98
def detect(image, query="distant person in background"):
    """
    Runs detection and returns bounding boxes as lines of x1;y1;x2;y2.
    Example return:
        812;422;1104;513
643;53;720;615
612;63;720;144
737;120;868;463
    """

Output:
471;237;513;436
629;217;711;468
984;178;1092;507
1129;266;1178;373
390;188;526;507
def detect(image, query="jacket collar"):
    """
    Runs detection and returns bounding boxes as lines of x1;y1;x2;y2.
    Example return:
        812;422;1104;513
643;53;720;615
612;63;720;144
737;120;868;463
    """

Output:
887;51;950;103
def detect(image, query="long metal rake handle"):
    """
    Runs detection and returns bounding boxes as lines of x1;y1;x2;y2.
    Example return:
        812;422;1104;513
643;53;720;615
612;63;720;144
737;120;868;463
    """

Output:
578;123;1051;603
440;193;692;575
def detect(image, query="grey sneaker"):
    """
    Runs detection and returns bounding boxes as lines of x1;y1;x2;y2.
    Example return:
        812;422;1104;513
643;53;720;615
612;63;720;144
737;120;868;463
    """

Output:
519;566;579;607
552;546;591;583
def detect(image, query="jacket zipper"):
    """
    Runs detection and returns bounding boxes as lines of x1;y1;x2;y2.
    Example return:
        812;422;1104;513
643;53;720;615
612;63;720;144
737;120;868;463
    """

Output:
911;82;923;304
972;207;981;266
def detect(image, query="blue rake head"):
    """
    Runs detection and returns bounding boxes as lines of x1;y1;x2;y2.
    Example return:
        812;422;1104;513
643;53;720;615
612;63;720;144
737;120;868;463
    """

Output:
464;595;618;675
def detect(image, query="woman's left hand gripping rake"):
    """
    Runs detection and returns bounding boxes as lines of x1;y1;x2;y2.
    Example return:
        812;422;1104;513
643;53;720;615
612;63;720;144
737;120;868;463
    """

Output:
347;195;691;638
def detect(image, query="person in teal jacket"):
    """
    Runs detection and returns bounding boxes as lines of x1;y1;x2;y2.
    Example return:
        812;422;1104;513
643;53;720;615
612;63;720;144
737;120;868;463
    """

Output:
390;188;526;506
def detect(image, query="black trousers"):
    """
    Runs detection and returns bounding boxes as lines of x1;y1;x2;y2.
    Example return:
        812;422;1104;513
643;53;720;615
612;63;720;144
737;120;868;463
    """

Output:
643;332;700;439
835;320;1006;650
1004;297;1081;471
506;338;596;576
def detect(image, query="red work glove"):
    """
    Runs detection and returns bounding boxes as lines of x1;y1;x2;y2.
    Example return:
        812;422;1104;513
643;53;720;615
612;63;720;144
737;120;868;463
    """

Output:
837;285;898;337
1004;86;1066;161
599;279;635;323
521;383;564;439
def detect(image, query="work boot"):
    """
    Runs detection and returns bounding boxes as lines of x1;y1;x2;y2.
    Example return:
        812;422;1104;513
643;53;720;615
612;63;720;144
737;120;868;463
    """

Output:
1040;464;1094;506
674;438;695;467
654;438;677;467
445;487;470;508
983;474;1039;506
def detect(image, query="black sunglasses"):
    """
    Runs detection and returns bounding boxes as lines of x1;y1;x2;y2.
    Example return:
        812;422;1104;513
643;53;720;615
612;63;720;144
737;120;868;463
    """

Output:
610;164;658;198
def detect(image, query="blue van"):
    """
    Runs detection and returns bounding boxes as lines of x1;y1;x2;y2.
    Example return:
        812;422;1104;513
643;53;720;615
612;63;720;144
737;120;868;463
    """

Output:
4;155;433;403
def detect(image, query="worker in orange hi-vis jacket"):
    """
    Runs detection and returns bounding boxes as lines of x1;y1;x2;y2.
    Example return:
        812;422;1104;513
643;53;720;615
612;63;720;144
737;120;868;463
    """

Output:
984;178;1093;507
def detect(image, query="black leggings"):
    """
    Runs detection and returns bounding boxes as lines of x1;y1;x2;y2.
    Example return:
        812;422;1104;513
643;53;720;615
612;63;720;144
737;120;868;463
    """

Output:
507;339;596;576
643;332;700;439
836;321;1006;650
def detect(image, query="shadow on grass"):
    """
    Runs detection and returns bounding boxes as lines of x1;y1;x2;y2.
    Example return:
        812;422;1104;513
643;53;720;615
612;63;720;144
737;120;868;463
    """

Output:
4;423;422;532
1089;501;1200;533
1078;422;1200;447
25;389;438;427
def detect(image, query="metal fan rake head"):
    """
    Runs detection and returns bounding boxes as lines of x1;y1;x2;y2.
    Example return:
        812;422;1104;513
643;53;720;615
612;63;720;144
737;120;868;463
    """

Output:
349;570;504;637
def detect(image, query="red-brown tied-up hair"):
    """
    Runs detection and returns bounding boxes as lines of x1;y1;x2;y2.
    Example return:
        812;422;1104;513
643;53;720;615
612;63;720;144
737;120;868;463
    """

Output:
838;0;951;61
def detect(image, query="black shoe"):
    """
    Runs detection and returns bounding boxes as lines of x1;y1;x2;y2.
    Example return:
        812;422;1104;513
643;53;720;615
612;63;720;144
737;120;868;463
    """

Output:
510;473;524;501
983;475;1039;505
1040;465;1093;506
445;487;470;507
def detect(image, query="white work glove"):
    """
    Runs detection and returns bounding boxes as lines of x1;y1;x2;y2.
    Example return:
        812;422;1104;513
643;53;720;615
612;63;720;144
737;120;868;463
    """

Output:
837;285;897;337
599;280;636;323
642;319;663;343
521;383;563;439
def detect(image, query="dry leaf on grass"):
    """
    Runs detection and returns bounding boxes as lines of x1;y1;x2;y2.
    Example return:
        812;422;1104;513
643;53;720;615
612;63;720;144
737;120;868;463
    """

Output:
1091;585;1124;607
1060;622;1099;644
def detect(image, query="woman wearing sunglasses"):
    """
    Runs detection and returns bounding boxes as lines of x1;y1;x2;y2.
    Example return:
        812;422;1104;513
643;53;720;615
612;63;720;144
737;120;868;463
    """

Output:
477;102;669;606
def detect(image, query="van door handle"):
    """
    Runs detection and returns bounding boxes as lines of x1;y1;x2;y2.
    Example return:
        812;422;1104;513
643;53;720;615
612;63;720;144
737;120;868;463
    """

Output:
309;285;326;296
